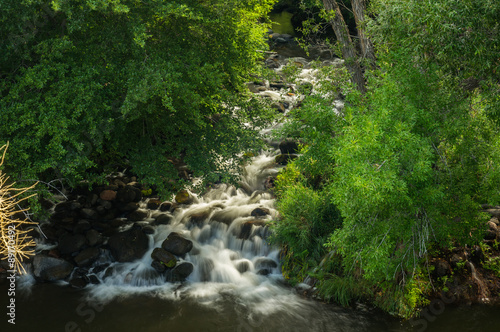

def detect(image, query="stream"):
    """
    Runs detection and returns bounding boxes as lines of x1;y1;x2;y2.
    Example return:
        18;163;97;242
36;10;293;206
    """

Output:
2;39;499;332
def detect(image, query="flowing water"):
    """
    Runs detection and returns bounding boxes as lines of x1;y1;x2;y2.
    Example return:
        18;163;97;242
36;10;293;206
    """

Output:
2;47;500;332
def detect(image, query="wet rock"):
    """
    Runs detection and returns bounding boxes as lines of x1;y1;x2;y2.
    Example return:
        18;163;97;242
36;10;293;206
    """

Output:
175;190;194;205
88;275;100;284
154;214;172;225
151;248;177;268
58;233;86;255
100;190;117;201
239;220;267;240
74;247;101;267
159;202;173;212
69;276;88;289
107;227;149;262
33;255;74;281
151;260;167;273
186;210;210;224
254;258;278;271
275;154;298;165
235;260;250;274
142;226;155;235
251;208;270;218
279;139;299;154
166;262;194;282
484;229;497;240
147;199;162;210
161;232;193;257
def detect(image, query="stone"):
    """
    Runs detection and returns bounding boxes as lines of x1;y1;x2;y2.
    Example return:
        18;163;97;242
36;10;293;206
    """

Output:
107;227;149;262
100;190;117;201
116;186;138;204
151;260;167;273
154;214;172;225
166;262;194;282
159;202;173;212
251;207;270;218
198;257;215;281
147;199;162;210
127;209;148;221
69;276;88;289
120;202;139;213
175;190;194;205
161;232;193;256
80;208;99;220
239;220;267;240
254;257;278;271
33;255;74;281
235;260;250;274
58;233;86;255
74;247;100;267
74;220;91;234
151;248;177;268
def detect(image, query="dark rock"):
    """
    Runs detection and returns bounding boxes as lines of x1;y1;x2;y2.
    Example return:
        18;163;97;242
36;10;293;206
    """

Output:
127;209;148;221
166;262;194;282
450;254;463;268
187;210;210;224
107;227;149;262
151;260;167;273
98;199;113;210
87;194;99;207
254;258;278;271
142;226;155;235
81;208;99;220
119;202;139;213
251;208;270;218
235;260;250;274
91;222;112;233
154;214;172;225
279;139;299;154
151;248;177;268
33;255;74;281
69;276;88;289
88;275;100;284
161;232;193;256
239;220;267;240
469;245;485;264
257;269;271;276
116;186;137;204
58;233;86;255
74;247;101;267
159;202;173;212
147;199;162;210
275;154;298;165
74;220;92;234
484;229;497;240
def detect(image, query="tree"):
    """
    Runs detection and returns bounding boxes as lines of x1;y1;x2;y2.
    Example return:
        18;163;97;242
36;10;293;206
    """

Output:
0;0;276;194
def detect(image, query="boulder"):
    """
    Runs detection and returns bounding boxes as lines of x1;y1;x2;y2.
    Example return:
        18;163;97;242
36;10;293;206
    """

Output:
239;220;267;240
69;276;88;289
127;209;148;221
74;247;101;267
86;229;105;247
107;227;149;262
33;255;74;281
159;202;174;212
58;233;86;255
251;207;270;218
151;248;177;268
154;214;172;225
166;262;194;282
147;199;162;210
433;259;451;277
161;232;193;256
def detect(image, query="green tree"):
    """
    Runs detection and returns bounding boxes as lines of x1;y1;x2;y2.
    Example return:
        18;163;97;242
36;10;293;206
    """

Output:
0;0;276;194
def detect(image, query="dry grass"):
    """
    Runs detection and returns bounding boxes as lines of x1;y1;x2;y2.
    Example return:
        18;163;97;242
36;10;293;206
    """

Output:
0;143;37;274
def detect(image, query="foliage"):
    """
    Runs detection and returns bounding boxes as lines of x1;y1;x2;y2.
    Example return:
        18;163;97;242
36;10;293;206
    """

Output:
0;0;277;199
271;0;500;317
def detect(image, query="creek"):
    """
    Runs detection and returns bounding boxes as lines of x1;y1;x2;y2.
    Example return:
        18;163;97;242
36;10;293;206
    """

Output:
1;39;499;332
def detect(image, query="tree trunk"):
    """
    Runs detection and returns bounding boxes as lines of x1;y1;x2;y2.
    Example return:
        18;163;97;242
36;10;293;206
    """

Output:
322;0;366;93
351;0;375;65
